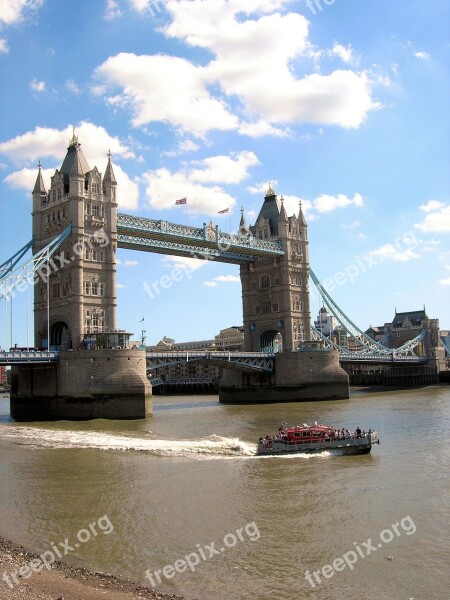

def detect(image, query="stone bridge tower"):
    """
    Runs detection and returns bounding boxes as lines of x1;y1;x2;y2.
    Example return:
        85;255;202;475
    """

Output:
240;185;311;352
32;131;117;349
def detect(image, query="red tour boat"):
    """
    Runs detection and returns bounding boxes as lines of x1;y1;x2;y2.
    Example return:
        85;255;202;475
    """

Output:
257;423;380;456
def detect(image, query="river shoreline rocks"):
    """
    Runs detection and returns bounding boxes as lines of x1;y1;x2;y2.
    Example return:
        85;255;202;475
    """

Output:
0;535;188;600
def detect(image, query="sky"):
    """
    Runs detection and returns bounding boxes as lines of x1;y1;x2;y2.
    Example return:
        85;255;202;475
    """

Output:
0;0;449;349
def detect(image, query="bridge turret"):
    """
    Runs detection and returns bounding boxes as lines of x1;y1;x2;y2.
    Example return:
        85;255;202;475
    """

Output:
32;132;118;350
241;184;311;352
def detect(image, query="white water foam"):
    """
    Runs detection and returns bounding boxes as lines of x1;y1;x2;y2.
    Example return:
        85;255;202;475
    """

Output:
0;426;256;459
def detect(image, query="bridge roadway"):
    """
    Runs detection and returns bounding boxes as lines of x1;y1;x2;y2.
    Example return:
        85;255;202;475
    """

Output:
0;349;428;368
117;213;285;264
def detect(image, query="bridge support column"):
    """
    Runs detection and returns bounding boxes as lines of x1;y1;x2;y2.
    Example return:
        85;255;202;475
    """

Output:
219;350;349;404
10;349;152;421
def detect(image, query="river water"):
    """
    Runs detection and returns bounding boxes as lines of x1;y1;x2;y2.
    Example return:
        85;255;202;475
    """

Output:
0;387;449;600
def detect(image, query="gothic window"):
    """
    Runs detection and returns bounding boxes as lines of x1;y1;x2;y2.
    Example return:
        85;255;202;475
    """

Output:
260;274;270;289
264;228;269;239
272;302;279;312
85;203;91;216
275;276;280;286
254;306;261;315
92;204;100;217
251;281;256;290
84;248;92;260
51;282;60;300
92;182;100;194
62;208;66;219
84;281;91;295
57;189;62;200
92;249;105;262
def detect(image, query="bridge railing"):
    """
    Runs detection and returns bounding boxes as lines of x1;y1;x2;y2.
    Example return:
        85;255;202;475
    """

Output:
0;350;60;363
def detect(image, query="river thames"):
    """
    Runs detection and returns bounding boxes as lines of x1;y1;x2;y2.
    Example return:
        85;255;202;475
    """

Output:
0;386;448;599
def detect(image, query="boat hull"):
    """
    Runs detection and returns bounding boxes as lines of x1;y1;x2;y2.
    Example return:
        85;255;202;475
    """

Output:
257;433;379;456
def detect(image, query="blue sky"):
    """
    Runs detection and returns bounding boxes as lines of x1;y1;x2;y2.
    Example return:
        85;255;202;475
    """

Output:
0;0;449;348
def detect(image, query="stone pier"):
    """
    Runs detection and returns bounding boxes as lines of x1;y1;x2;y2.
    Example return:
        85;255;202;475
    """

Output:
10;349;152;421
219;350;349;404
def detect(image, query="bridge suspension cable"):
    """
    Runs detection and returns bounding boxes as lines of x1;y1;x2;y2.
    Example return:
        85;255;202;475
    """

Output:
0;225;72;300
309;268;428;359
0;238;34;279
309;268;392;355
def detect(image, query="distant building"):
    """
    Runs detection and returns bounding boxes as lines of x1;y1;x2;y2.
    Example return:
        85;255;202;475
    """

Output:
147;326;245;390
214;326;244;351
365;325;386;342
0;366;7;385
314;306;336;337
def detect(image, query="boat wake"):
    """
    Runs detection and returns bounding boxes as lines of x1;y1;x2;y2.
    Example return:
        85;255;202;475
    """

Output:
0;426;256;459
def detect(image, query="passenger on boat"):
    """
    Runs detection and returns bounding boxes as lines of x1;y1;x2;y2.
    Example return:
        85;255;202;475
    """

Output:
356;427;362;438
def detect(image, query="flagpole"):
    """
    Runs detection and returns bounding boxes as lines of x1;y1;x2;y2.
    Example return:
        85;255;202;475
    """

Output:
185;202;189;226
228;209;231;234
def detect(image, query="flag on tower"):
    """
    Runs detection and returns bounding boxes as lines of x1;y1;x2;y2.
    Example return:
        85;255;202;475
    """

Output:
139;317;144;322
218;208;229;214
175;198;187;205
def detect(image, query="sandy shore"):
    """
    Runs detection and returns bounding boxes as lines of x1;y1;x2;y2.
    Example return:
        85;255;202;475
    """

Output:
0;536;189;600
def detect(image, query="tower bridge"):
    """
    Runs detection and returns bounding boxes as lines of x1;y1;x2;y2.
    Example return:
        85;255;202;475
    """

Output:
1;134;445;419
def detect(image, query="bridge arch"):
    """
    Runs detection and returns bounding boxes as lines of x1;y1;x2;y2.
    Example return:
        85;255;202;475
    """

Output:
260;330;283;353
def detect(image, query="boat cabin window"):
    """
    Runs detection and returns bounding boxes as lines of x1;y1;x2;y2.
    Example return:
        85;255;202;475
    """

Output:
313;432;322;437
302;432;310;437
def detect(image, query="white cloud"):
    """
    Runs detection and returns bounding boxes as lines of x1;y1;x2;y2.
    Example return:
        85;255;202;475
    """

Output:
30;79;45;92
0;0;43;25
329;43;354;64
214;275;240;283
0;122;135;164
438;276;450;286
66;79;81;94
4;166;55;191
281;194;314;220
96;53;239;137
369;244;420;262
94;2;378;137
314;193;363;213
0;37;9;53
117;283;127;289
104;0;123;20
189;151;259;184
419;200;444;212
142;150;259;214
117;258;139;267
128;0;149;11
203;281;218;287
247;180;278;195
415;202;450;233
143;167;236;214
0;123;139;210
162;255;211;272
414;51;430;60
239;120;290;138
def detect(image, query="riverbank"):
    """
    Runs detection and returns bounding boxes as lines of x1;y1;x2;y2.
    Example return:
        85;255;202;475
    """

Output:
0;536;187;600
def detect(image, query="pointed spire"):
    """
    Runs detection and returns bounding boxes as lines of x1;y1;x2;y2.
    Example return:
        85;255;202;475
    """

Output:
298;199;307;227
33;160;47;194
265;181;276;198
103;149;117;186
68;126;78;147
238;206;250;236
279;195;287;220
